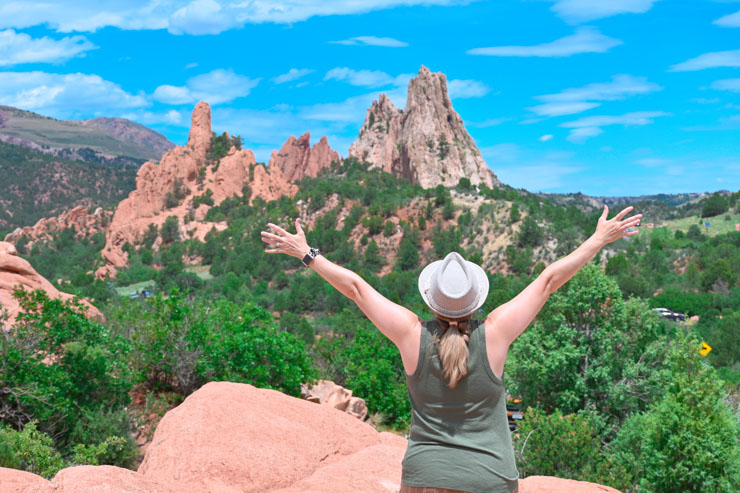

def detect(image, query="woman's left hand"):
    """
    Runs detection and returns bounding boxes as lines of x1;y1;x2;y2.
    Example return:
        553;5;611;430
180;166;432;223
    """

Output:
261;218;310;259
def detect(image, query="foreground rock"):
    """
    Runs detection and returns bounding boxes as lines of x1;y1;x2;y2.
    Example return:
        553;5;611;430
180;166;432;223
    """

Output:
97;102;296;278
0;241;103;328
0;381;624;493
350;65;501;189
269;132;340;182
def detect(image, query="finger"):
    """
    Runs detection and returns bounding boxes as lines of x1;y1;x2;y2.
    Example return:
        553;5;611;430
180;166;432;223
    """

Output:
600;204;608;220
261;236;279;244
261;231;281;241
264;249;280;254
615;206;634;221
621;216;642;228
268;223;289;236
295;217;304;235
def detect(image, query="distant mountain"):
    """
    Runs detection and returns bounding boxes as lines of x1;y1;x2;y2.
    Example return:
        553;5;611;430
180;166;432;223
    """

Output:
0;140;137;232
0;106;174;165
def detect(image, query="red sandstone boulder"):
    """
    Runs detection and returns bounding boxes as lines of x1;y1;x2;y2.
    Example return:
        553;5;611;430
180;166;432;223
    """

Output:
0;381;624;492
0;467;51;493
0;241;103;327
519;476;622;492
138;381;381;492
301;379;368;420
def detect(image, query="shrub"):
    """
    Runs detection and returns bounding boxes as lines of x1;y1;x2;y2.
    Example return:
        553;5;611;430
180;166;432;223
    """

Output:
160;216;180;244
701;193;729;218
611;331;740;492
0;421;65;478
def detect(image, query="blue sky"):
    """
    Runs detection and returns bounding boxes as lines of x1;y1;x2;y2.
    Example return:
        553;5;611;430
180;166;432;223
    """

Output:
0;0;739;197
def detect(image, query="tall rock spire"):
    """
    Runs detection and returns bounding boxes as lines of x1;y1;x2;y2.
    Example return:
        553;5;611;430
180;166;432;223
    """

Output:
349;65;501;189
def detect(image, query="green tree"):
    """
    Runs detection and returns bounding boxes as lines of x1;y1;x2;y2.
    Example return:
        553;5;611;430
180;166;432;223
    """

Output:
160;216;180;244
701;193;730;218
611;331;740;492
509;203;521;224
396;233;420;271
507;264;669;435
517;215;544;248
363;240;384;272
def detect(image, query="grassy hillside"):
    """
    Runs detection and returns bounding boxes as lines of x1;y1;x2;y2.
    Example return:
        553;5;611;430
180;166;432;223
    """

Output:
0;106;173;162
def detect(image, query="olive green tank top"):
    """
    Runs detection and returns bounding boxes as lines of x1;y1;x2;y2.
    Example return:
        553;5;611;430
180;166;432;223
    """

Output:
402;318;519;493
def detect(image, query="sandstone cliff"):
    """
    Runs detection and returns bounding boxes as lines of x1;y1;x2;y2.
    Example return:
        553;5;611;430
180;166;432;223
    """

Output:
268;132;340;182
350;66;501;189
0;241;103;327
4;205;112;249
96;102;297;279
0;381;623;493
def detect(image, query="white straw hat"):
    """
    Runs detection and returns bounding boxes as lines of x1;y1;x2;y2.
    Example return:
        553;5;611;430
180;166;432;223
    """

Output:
418;251;489;318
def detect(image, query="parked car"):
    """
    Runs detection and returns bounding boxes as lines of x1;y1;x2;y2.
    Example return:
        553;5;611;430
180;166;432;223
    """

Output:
141;289;154;298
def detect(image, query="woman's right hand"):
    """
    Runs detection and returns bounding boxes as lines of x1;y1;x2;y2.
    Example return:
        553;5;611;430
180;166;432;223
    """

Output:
593;205;642;245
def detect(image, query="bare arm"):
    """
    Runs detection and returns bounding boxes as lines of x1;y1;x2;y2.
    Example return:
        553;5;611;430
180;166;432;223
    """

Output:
485;204;642;347
261;219;420;347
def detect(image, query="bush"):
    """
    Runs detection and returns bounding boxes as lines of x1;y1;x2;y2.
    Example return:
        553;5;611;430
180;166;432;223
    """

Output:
108;293;315;397
517;215;544;248
509;203;521;224
514;408;631;490
0;290;133;462
611;331;740;492
0;421;65;479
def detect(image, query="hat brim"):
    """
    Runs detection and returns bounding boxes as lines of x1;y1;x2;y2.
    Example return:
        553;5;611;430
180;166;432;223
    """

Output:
418;258;489;318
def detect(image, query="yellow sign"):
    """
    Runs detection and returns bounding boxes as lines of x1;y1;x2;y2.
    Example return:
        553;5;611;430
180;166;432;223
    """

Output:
698;341;712;357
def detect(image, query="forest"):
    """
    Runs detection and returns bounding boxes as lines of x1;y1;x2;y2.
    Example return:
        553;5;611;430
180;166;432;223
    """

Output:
1;156;739;492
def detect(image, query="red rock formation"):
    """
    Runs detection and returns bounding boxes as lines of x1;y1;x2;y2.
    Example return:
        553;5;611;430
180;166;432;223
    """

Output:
269;132;340;182
0;381;623;492
0;241;103;327
301;379;368;420
4;205;111;248
96;102;297;279
350;66;501;189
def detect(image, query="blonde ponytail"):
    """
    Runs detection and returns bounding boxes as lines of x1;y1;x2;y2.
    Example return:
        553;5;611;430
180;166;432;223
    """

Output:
433;316;472;388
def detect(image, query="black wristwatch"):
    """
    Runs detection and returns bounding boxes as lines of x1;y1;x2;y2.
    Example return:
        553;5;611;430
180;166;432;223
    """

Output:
302;247;321;267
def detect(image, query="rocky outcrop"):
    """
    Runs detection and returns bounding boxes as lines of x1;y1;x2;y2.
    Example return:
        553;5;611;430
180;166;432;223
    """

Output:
0;381;622;493
269;132;340;182
0;241;103;327
96;102;297;279
301;379;368;420
4;205;111;248
350;66;501;189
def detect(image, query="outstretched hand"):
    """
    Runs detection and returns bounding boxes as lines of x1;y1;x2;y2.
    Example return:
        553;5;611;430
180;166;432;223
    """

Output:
594;205;642;245
261;218;310;259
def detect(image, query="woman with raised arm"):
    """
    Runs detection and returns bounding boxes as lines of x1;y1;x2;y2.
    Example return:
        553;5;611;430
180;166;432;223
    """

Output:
261;204;642;493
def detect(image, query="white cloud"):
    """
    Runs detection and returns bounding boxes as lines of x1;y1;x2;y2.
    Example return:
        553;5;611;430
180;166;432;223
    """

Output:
539;134;553;142
273;68;314;84
528;101;600;117
561;110;670;143
467;27;621;57
635;157;670;167
331;36;408;47
710;78;740;92
0;1;462;35
714;10;740;27
185;62;198;69
121;109;186;126
0;29;95;66
0;71;147;117
447;79;490;98
169;0;235;35
528;75;660;117
468;117;510;128
669;49;740;72
324;67;412;88
566;126;603;143
152;69;260;105
550;0;660;23
480;144;585;191
538;74;661;103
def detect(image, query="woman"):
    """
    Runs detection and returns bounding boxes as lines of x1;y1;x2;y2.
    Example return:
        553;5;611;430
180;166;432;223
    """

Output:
261;203;642;493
